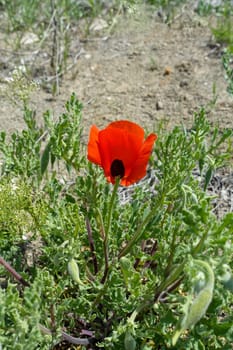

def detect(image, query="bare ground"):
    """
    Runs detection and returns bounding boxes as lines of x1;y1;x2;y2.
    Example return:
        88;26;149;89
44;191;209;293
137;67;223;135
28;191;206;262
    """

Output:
0;4;233;139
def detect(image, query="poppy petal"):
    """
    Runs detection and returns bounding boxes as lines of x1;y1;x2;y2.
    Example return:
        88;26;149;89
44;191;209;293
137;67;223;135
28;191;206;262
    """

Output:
124;133;157;186
98;126;142;181
107;120;144;141
87;120;158;186
87;125;102;166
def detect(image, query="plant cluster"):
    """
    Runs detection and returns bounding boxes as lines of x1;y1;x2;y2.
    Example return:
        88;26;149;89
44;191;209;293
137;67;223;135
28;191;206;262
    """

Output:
222;49;233;97
210;0;233;52
0;93;232;349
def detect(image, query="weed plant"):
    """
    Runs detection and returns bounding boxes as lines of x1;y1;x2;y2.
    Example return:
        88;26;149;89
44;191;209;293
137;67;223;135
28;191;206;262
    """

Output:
146;0;187;22
222;48;233;96
195;0;233;99
0;93;232;349
210;0;233;52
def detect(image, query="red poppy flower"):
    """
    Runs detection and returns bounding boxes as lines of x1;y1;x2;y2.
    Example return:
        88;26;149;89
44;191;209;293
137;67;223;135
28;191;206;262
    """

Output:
87;120;157;186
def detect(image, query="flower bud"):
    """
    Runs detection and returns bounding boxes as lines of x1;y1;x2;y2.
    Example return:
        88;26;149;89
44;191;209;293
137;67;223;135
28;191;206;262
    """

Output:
172;260;214;346
68;258;85;286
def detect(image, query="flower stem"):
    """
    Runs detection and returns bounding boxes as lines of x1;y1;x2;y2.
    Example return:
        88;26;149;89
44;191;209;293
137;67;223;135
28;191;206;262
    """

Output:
101;177;120;284
106;177;121;237
86;217;98;275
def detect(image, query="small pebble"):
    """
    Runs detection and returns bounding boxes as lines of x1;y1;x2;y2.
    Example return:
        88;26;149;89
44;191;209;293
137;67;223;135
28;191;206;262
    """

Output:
156;101;163;110
180;80;189;88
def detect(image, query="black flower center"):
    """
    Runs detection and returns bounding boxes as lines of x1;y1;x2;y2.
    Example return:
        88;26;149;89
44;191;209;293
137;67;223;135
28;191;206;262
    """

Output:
110;159;125;178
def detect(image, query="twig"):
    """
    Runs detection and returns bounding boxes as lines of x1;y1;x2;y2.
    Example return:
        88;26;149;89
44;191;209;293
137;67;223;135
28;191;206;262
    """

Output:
50;0;60;94
157;276;184;303
50;0;57;71
0;256;30;287
107;2;123;34
39;324;94;346
31;8;57;61
143;240;158;269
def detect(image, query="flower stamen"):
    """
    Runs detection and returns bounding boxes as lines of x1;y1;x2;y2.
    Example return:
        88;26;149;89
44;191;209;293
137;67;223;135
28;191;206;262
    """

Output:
110;159;125;178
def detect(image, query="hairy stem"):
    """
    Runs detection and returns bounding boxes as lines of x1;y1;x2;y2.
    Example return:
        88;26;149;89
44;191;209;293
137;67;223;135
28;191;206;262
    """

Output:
101;177;120;284
86;217;98;275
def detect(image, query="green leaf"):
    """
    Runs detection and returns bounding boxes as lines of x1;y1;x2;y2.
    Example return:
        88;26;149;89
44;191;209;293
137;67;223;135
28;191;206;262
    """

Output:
203;166;213;191
40;142;51;176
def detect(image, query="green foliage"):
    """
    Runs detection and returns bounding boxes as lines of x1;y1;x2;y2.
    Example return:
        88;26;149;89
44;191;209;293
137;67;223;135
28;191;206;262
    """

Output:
222;48;233;96
0;108;42;179
0;179;38;234
210;0;233;52
0;272;56;349
41;93;84;174
195;0;215;17
0;95;233;349
1;0;42;32
147;0;186;5
0;93;84;182
1;0;95;33
146;0;187;23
